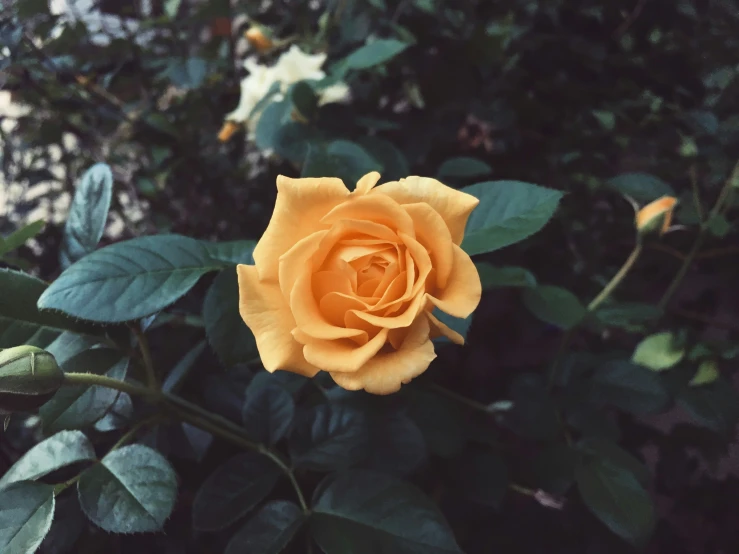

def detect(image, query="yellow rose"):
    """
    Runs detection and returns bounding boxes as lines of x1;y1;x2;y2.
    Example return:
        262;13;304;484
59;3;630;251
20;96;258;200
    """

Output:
635;196;677;236
237;172;482;394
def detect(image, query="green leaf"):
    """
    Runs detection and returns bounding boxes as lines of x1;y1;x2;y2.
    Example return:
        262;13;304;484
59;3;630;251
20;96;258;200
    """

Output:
0;430;95;487
706;213;732;237
289;404;370;471
437;157;492;180
164;57;208;89
291;81;318;120
60;163;113;269
362;411;426;476
78;444;177;533
242;383;295;445
192;453;281;531
343;38;409;70
460;181;563;255
576;458;654;547
528;444;579;495
689;359;720;386
255;99;293;151
38;235;223;323
161;340;206;394
677;377;739;434
605;172;675;203
522;285;586;330
0;481;55;554
0;269;100;348
632;331;685;371
45;332;101;366
476;262;537;289
311;470;462;554
0;220;44;258
203;269;258;367
39;349;129;432
578;438;650;486
225;500;304;554
594;302;662;332
302;141;381;186
202;240;255;265
94;392;133;432
590;361;670;414
407;390;465;458
451;452;508;509
502;374;560;440
356;136;410;181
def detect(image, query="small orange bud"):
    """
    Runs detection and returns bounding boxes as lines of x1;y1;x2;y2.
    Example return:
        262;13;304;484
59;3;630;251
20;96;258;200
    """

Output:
217;121;240;142
636;196;677;235
75;75;90;86
244;26;273;52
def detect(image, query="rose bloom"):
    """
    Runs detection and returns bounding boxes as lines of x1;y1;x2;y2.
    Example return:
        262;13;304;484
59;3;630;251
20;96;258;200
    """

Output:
237;172;482;394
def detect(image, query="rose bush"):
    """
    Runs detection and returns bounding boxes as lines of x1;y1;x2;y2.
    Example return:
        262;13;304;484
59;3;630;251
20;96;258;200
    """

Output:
237;171;481;394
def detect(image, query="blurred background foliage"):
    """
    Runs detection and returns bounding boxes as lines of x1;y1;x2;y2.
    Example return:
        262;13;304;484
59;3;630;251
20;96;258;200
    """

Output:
2;0;739;553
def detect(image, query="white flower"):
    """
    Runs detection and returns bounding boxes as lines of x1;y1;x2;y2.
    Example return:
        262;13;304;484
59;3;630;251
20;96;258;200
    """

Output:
224;45;351;133
271;46;328;85
318;82;351;106
225;59;278;125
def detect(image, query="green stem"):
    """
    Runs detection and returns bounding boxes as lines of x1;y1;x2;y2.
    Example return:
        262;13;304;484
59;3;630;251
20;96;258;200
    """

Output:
133;325;158;390
587;241;643;312
65;373;157;399
426;383;489;413
62;372;306;510
657;231;706;310
658;162;737;310
549;239;643;390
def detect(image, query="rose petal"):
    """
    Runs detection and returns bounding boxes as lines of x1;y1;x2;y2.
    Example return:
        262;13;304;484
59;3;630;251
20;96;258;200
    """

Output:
303;328;390;373
321;194;416;237
371;176;479;245
329;316;437;394
426;244;482;318
253;175;349;280
426;310;465;345
402;202;454;289
353;171;382;195
320;292;370;337
312;220;398;272
291;272;366;341
279;230;328;300
236;265;319;376
350;289;427;329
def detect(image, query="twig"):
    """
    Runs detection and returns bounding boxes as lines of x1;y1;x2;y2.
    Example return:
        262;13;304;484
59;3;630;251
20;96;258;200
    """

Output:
613;0;647;38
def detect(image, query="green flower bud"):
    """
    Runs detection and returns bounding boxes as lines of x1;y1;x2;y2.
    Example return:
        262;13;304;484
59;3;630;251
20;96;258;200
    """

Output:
0;346;64;414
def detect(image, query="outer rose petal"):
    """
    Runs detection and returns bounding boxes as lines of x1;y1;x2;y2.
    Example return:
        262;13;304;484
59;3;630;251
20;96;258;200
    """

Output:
329;316;436;395
303;328;390;373
253;176;349;281
427;311;465;345
236;265;320;376
402;203;454;289
371;176;479;245
427;244;482;319
354;171;382;195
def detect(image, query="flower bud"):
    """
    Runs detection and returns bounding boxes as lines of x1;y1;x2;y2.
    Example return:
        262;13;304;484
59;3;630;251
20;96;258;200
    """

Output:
244;26;273;52
635;196;677;236
217;121;240;142
0;346;64;414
